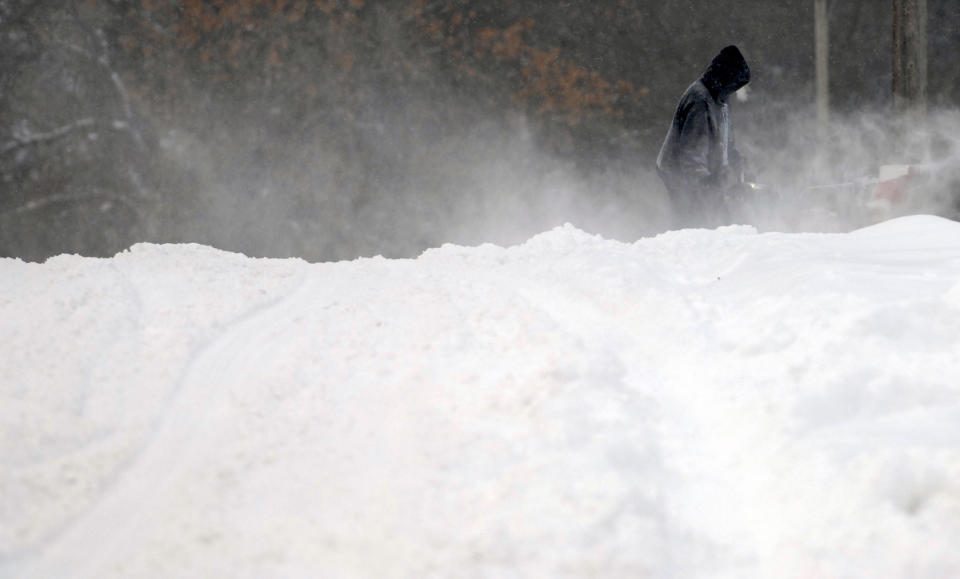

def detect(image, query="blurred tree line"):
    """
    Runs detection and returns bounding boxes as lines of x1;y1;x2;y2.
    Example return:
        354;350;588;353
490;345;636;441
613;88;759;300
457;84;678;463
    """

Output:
2;0;959;261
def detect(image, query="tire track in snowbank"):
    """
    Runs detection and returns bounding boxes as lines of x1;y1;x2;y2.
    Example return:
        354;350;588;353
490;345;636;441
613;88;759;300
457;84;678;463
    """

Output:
512;277;676;569
0;258;150;563
16;269;321;579
9;217;960;576
513;269;781;575
430;264;674;576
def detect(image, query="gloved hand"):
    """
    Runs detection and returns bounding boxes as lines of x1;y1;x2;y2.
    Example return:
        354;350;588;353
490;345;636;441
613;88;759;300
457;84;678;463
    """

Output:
724;180;752;203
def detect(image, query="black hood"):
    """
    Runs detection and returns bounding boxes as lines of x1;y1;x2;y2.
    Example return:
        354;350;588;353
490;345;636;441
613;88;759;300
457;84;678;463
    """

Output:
701;45;750;101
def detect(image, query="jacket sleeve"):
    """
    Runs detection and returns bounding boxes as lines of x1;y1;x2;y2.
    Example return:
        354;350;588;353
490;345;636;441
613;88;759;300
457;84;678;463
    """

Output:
728;120;746;177
674;99;713;184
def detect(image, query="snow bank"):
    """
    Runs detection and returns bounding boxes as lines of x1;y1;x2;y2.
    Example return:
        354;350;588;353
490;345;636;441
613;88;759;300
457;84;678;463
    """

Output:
2;215;960;578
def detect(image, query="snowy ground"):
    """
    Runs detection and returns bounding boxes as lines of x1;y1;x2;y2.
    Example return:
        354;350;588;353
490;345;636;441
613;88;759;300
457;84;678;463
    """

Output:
3;215;960;578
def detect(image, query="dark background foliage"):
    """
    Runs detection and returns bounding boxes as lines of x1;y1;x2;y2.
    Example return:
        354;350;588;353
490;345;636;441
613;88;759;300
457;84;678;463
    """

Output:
2;0;959;261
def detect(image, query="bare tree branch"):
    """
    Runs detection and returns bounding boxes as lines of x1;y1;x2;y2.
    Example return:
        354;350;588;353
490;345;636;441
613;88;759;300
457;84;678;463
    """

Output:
94;27;146;151
0;117;94;155
38;22;147;153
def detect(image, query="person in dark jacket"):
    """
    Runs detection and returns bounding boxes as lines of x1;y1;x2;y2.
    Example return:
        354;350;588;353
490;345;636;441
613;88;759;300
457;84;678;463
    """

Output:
657;45;751;228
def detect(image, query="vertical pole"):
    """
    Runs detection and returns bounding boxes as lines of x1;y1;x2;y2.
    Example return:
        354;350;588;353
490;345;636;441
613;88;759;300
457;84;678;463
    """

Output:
892;0;927;119
814;0;829;142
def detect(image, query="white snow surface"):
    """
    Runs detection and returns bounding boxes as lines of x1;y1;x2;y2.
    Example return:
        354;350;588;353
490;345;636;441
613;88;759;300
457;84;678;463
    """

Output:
3;215;960;578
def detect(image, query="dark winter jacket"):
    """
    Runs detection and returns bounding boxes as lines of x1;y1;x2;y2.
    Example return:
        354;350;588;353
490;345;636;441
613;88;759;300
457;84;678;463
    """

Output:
656;45;750;193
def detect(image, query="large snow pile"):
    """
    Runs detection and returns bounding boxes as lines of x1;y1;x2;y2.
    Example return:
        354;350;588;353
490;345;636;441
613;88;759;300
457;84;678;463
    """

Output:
3;215;960;578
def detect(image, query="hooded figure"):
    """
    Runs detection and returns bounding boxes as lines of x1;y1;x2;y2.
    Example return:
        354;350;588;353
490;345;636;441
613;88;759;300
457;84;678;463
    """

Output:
657;45;751;227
